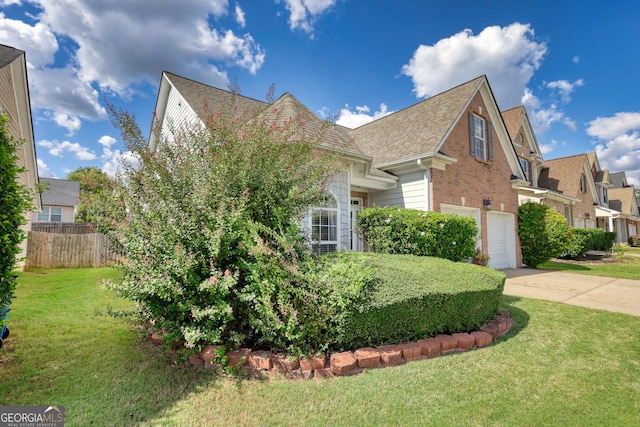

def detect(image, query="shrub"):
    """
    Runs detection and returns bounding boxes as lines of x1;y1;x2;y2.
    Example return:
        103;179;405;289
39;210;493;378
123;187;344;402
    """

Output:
0;114;35;312
518;202;571;268
629;235;640;247
335;253;505;349
357;207;476;262
106;100;348;354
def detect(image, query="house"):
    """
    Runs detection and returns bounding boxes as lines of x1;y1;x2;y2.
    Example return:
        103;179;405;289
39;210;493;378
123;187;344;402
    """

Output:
501;105;579;224
32;178;80;223
151;72;526;268
606;172;640;241
0;44;41;267
537;154;600;228
150;72;397;254
346;75;526;268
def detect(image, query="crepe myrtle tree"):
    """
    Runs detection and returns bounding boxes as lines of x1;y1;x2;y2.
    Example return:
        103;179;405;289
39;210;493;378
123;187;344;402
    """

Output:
105;99;350;354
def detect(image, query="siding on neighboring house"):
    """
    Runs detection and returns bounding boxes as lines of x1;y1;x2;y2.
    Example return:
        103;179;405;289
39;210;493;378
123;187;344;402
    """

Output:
369;170;426;209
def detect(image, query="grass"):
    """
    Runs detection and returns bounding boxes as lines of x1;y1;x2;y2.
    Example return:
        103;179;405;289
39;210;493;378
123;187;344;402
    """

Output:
538;254;640;280
1;268;639;426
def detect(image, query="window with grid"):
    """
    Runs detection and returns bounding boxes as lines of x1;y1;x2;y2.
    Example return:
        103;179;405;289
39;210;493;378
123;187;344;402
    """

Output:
37;206;63;222
468;113;493;161
311;193;338;254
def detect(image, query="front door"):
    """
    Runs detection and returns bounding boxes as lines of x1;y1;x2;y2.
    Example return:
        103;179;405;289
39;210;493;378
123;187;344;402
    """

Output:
350;198;364;251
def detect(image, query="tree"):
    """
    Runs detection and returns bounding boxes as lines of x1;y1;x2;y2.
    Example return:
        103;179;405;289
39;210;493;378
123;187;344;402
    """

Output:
105;99;348;354
0;114;35;310
67;166;116;225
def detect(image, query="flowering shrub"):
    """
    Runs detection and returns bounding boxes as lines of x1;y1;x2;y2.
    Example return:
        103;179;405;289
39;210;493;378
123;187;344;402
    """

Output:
357;207;476;262
105;100;348;354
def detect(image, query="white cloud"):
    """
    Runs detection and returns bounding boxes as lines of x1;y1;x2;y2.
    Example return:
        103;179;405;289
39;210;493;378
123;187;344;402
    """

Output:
401;23;547;109
276;0;336;35
54;113;82;136
587;112;640;182
539;139;558;155
235;3;246;28
98;135;117;149
586;112;640;140
336;103;393;129
37;139;96;160
0;1;265;131
101;147;139;178
572;56;580;64
545;79;584;103
36;157;57;178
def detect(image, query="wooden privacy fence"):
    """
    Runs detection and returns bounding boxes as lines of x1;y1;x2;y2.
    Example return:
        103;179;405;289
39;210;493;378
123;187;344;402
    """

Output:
31;222;96;234
26;231;124;269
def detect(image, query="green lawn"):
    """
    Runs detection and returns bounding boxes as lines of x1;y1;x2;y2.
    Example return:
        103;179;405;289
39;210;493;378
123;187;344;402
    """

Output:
1;268;639;426
538;255;640;280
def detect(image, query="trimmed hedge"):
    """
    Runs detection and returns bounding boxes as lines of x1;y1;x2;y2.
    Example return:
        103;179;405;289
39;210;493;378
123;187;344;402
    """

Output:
333;252;505;350
518;202;571;268
357;207;477;262
561;228;616;259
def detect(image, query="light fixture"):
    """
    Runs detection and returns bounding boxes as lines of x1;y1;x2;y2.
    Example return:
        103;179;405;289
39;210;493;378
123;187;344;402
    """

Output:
483;199;492;211
585;213;590;219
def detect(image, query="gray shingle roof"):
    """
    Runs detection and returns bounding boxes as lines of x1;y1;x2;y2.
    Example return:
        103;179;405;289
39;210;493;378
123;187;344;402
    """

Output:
0;44;23;70
538;154;588;198
40;178;80;207
164;71;268;122
609;172;627;188
347;75;486;167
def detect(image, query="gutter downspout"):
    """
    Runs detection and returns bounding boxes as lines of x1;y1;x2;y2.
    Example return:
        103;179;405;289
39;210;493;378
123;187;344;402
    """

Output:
417;159;431;211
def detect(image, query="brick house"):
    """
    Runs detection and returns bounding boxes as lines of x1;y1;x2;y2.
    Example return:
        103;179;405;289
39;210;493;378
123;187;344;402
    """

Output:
607;172;640;241
501;105;579;224
151;72;527;268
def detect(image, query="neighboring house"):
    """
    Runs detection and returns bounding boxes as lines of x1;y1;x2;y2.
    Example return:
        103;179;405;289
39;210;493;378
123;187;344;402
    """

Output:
584;152;622;233
33;178;80;223
0;44;41;267
501;105;579;224
151;72;528;268
537;154;600;229
606;172;640;241
347;75;526;268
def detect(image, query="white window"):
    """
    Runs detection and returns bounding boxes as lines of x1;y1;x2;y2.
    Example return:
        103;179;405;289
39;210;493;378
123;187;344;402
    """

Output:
37;206;63;222
311;193;338;254
519;158;531;182
469;113;493;161
472;115;486;160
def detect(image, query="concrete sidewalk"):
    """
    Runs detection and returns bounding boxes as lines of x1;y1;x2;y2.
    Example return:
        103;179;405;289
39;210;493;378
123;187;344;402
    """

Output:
503;269;640;317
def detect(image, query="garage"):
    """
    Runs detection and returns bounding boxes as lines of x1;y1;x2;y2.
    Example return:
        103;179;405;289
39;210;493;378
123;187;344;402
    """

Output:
486;212;516;269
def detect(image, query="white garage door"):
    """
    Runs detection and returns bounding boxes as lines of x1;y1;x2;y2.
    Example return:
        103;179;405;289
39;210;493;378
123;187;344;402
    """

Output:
487;212;516;269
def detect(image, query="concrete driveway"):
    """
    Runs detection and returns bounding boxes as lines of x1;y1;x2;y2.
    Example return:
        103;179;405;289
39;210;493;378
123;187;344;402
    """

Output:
502;268;640;317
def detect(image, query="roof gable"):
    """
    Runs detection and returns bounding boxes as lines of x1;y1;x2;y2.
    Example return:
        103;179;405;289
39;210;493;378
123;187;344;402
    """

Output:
539;154;598;202
608;187;639;216
347;76;486;167
501;105;542;158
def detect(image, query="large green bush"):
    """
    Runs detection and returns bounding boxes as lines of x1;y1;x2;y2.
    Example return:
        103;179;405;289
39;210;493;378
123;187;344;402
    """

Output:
518;202;571;268
335;253;505;349
0;114;34;311
562;228;616;258
106;100;351;355
357;207;477;261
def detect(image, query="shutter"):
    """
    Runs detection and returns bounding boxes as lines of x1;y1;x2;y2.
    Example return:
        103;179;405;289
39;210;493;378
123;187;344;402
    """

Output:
487;120;493;161
468;112;476;156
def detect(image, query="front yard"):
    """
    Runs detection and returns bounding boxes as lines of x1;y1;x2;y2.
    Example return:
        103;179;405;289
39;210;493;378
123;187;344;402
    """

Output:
0;267;639;426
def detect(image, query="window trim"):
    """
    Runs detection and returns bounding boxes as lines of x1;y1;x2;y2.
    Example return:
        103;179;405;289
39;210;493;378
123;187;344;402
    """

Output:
37;206;63;222
468;112;493;161
519;157;531;182
310;192;339;254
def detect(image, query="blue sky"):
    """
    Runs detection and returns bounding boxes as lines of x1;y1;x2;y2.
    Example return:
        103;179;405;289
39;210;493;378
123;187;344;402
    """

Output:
2;0;640;185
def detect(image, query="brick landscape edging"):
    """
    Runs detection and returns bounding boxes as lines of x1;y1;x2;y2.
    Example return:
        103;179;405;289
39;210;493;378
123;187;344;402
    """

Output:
153;308;513;379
